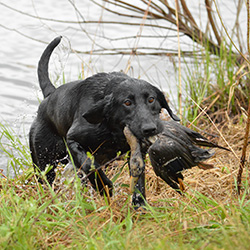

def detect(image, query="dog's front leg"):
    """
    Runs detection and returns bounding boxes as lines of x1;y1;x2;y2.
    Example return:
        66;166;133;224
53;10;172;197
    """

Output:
131;169;146;208
128;150;146;208
66;139;113;196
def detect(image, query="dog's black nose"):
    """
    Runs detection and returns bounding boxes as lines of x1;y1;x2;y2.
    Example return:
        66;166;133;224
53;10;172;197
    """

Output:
142;124;157;136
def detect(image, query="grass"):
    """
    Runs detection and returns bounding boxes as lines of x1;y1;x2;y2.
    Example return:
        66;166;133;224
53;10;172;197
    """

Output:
1;23;250;248
0;114;250;249
0;122;31;178
182;41;249;124
0;175;250;249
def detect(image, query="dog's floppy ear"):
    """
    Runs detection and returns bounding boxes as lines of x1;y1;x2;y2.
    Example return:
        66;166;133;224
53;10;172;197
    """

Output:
82;94;113;124
154;87;180;121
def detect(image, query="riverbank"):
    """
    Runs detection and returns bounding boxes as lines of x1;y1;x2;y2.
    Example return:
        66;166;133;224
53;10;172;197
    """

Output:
0;115;249;249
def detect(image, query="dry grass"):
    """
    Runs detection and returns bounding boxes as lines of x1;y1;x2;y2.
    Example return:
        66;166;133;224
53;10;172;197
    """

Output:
19;112;244;220
50;115;248;214
0;116;249;249
114;115;247;204
16;116;249;210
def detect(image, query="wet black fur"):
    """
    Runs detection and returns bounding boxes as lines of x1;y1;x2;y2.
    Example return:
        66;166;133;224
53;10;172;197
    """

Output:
29;36;179;207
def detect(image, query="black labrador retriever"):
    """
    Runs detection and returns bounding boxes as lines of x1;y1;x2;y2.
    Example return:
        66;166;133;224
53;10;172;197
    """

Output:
29;36;179;207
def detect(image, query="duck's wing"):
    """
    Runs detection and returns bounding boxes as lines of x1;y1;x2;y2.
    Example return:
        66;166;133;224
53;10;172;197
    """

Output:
163;121;230;151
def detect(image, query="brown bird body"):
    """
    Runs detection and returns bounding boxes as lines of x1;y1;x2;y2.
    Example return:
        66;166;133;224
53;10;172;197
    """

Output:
148;121;230;193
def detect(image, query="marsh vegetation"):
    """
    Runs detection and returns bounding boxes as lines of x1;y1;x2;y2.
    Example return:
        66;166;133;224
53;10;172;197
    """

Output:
0;0;250;249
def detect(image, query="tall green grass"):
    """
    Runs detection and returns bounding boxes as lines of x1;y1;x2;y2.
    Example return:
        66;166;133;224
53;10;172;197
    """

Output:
0;172;250;249
181;42;248;123
0;121;250;249
0;122;32;178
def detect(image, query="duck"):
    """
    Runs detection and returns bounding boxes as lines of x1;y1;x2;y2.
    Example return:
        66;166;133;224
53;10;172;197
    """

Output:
147;120;230;193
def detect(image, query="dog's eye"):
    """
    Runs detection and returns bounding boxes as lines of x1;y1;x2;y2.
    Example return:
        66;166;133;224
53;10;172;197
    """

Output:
124;100;132;106
148;97;155;103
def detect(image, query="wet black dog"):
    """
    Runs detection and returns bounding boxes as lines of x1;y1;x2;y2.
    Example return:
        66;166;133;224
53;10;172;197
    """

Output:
29;36;179;207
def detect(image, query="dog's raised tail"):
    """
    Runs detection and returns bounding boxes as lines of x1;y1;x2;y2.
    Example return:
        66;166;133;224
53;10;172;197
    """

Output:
38;36;62;98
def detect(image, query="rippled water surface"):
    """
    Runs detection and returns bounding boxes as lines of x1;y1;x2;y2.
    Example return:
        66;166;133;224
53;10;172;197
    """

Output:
0;0;247;176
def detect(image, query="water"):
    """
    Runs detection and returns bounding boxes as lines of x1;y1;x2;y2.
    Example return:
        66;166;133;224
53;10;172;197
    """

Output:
0;0;247;176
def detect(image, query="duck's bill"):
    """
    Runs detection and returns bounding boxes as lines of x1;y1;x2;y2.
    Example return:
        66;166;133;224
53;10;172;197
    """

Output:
147;135;158;144
130;176;139;193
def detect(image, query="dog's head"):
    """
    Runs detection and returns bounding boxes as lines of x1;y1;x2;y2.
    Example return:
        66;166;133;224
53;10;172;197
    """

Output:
83;76;179;140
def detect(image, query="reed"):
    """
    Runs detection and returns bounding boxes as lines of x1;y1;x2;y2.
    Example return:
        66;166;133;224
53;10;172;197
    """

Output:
182;41;243;123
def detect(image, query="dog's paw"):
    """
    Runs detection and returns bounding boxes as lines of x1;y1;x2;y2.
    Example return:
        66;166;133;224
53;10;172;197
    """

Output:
132;192;146;209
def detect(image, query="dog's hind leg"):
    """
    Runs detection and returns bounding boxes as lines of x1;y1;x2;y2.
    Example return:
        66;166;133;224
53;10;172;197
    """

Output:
29;121;67;185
